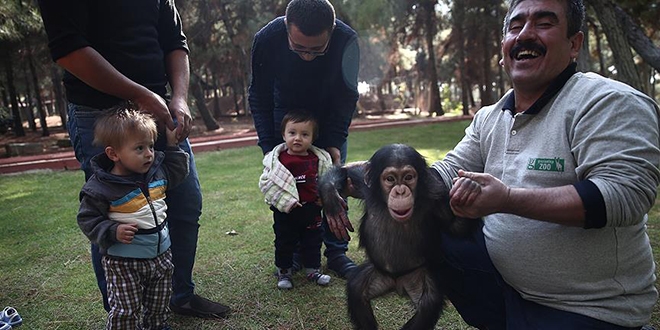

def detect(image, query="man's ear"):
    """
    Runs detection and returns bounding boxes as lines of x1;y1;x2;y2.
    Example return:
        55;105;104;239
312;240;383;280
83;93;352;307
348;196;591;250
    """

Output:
569;31;584;60
105;146;119;162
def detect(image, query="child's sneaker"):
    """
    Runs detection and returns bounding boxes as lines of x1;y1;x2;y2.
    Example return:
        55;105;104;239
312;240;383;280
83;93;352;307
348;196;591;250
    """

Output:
277;268;293;290
306;268;331;286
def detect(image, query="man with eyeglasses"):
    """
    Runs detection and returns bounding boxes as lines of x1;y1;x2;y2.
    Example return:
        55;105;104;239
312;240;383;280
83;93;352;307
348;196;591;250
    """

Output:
249;0;360;279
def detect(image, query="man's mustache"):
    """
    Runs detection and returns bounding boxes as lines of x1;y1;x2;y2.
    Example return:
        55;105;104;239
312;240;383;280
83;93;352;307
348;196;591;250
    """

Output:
509;42;547;58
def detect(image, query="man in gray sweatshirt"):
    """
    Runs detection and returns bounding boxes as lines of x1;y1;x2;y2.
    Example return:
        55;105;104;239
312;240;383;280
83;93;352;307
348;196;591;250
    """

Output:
433;0;659;328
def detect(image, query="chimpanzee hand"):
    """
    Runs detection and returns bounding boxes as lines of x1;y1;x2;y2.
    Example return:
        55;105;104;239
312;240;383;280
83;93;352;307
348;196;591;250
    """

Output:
116;223;139;244
450;169;482;208
450;170;509;218
319;165;358;240
325;191;354;241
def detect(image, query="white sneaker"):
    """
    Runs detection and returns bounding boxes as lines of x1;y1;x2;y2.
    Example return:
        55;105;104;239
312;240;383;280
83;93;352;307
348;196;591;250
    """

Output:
277;268;293;290
306;269;331;286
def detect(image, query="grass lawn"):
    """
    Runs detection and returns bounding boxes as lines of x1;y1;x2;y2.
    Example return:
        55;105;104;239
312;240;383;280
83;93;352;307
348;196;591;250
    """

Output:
0;119;658;329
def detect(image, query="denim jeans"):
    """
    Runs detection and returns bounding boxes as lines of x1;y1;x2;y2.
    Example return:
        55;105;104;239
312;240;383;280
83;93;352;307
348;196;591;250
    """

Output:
439;222;643;330
321;141;349;259
67;103;203;310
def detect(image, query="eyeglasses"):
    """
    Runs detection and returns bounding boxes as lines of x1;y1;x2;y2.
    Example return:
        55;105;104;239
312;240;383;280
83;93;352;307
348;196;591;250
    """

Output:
286;30;332;57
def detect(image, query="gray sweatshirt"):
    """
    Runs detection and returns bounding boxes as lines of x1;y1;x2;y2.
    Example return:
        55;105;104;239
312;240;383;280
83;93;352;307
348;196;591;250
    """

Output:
432;71;660;327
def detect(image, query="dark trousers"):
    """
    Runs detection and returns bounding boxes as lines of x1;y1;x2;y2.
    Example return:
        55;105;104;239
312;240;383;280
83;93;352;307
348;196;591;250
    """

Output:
439;222;644;330
272;203;323;270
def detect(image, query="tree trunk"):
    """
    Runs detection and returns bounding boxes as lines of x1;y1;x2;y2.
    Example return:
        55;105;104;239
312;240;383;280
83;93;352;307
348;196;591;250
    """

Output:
2;46;25;137
611;3;660;72
217;2;249;117
495;5;506;100
638;62;651;95
50;65;67;127
480;28;494;106
376;83;386;114
453;0;469;115
231;81;241;116
234;76;248;116
421;0;443;116
212;74;221;118
28;46;49;136
1;84;8;108
238;77;248;116
590;0;644;92
576;17;590;72
590;19;607;76
23;67;37;131
190;74;220;131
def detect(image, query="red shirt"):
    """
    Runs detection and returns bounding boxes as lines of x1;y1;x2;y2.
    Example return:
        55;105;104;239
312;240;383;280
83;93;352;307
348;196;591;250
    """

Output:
278;151;319;203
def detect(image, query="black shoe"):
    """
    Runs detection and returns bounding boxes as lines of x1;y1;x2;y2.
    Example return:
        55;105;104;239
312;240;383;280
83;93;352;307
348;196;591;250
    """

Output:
327;254;357;279
170;294;231;319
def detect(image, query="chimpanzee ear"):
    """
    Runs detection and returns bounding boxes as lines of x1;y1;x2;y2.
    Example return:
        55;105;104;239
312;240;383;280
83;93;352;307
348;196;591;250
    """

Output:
364;162;372;188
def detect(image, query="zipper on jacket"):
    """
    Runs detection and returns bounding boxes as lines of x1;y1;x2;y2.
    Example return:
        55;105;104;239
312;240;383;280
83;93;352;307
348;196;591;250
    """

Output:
145;195;162;255
139;181;162;256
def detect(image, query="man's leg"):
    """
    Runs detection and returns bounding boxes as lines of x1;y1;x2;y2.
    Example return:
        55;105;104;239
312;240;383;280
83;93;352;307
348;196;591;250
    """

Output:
163;138;200;303
165;138;230;318
90;244;110;312
67;103;109;311
437;222;507;330
503;280;645;330
323;141;357;278
322;219;356;278
439;223;641;330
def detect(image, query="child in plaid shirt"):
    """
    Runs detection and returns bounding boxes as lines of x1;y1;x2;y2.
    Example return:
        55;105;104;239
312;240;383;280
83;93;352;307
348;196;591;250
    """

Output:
259;110;333;290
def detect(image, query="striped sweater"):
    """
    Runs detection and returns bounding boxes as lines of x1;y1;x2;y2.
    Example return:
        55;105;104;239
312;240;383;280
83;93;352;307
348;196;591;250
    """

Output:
77;147;189;259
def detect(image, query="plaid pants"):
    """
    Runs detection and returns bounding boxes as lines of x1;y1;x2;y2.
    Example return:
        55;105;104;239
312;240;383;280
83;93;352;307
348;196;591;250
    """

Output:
102;249;173;330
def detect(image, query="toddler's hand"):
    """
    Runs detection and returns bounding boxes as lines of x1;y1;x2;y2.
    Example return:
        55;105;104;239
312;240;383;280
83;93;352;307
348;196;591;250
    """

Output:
117;223;138;244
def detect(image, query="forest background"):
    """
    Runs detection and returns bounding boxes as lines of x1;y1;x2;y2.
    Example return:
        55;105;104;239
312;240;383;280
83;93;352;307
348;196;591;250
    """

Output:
0;0;659;139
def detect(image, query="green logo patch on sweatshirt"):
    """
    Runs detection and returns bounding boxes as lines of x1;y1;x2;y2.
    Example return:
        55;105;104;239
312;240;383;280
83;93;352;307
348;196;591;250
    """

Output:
527;158;565;172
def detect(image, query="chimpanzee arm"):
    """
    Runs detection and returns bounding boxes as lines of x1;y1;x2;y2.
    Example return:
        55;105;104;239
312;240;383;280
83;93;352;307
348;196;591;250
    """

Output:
427;167;480;238
318;162;368;211
318;162;368;240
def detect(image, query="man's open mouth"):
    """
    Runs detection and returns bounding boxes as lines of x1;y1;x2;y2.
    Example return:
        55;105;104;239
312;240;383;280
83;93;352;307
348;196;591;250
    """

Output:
515;49;541;60
511;43;546;61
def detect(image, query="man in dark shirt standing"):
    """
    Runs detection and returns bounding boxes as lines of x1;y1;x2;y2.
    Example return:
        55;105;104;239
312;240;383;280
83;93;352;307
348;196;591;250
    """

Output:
37;0;230;319
249;0;360;278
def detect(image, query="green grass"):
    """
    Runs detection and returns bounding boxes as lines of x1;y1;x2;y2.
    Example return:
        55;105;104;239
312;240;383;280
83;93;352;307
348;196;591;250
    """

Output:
0;119;658;329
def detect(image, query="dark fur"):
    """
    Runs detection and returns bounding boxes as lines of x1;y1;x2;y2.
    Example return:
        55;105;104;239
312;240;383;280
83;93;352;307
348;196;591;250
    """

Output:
319;144;476;330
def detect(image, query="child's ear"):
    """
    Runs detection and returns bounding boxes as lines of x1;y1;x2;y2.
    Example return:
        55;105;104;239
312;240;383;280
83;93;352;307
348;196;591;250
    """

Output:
105;146;119;162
